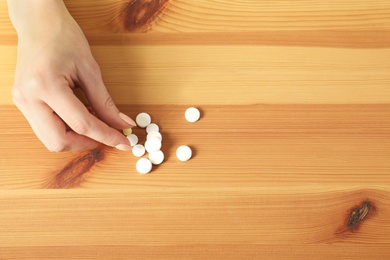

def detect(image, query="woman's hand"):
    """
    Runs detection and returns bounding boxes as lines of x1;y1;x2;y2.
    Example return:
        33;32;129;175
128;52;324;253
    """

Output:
8;0;135;152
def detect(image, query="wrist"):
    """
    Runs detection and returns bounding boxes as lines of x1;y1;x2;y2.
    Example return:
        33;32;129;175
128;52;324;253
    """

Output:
7;0;70;37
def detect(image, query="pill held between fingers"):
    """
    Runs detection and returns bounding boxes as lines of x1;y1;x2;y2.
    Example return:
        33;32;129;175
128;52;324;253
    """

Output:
122;128;132;136
136;112;152;128
146;123;159;134
145;137;162;153
148;150;164;165
176;145;192;161
147;131;162;141
132;144;146;157
136;158;152;174
185;107;200;123
126;134;138;146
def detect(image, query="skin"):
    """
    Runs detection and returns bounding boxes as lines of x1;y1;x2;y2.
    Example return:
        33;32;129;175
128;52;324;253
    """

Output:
7;0;135;152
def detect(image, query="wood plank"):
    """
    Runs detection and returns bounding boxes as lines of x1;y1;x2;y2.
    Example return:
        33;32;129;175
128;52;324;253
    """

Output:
1;104;389;189
1;45;389;105
2;0;389;33
0;187;389;259
0;244;388;260
2;245;390;260
2;0;390;46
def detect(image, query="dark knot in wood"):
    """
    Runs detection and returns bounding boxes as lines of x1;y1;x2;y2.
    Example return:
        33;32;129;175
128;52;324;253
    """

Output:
45;148;104;189
347;201;373;230
122;0;169;32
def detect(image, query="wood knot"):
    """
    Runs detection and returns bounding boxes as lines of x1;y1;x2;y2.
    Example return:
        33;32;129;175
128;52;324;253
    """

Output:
45;147;104;189
337;200;377;235
347;201;372;229
121;0;169;32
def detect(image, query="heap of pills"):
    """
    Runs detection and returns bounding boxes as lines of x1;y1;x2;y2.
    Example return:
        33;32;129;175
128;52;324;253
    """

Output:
122;107;200;174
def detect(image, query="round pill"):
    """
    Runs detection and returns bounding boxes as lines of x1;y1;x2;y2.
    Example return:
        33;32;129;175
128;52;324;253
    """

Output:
148;150;164;165
185;107;200;123
146;123;159;134
136;112;152;128
122;128;132;136
145;137;162;153
176;145;192;161
132;144;145;157
126;134;138;146
147;131;162;141
136;158;152;174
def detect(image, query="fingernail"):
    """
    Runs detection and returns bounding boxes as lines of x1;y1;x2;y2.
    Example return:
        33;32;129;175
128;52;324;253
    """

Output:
119;112;137;127
115;144;132;151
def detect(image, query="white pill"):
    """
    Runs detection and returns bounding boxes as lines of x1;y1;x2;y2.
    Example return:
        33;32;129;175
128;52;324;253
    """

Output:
147;131;162;141
185;107;200;123
132;144;145;157
148;150;164;165
176;145;192;161
126;134;138;146
145;137;162;153
146;123;159;133
136;112;151;128
136;158;152;174
122;128;132;136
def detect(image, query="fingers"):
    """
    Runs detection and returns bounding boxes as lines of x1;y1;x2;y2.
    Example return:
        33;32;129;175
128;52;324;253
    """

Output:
77;62;136;130
17;100;99;152
42;84;132;150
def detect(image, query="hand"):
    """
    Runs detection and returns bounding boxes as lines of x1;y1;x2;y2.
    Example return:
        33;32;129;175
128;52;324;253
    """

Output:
8;0;135;152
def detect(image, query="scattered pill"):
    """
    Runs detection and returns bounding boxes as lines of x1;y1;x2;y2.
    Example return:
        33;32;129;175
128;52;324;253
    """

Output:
176;145;192;161
136;158;152;174
130;109;201;174
126;134;138;146
122;128;132;136
146;123;159;133
185;107;200;123
136;112;151;128
147;131;162;141
148;150;165;165
132;144;146;157
145;137;162;153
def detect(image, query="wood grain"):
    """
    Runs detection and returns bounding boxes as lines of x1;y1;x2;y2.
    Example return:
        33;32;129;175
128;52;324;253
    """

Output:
3;0;390;34
31;0;390;33
1;1;390;105
0;0;390;258
0;188;389;254
1;104;390;189
1;45;390;105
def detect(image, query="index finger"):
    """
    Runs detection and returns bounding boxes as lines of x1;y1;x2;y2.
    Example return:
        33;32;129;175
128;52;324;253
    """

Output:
42;84;131;150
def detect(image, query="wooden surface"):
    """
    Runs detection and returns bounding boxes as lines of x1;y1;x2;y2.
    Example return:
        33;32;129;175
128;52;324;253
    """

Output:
1;0;390;258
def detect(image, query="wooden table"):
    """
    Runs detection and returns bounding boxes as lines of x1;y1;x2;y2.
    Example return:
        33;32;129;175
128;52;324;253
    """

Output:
1;0;390;258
